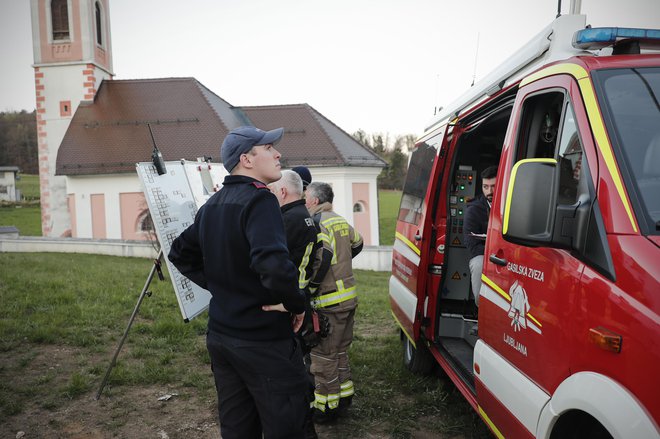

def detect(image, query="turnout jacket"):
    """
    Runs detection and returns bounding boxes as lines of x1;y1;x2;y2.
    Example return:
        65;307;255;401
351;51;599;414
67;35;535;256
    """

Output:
281;199;319;290
308;202;363;308
464;193;490;259
168;175;305;341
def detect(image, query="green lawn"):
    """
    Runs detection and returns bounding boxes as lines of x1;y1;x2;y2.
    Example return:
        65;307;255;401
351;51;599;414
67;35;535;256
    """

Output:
0;174;41;236
378;189;401;245
0;205;41;236
17;174;40;200
0;252;488;438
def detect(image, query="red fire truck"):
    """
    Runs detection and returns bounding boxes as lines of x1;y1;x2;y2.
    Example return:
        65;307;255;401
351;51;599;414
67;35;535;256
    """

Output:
389;12;659;439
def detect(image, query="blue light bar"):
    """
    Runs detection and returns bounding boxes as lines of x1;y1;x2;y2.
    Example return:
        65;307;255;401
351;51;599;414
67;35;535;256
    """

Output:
573;27;660;50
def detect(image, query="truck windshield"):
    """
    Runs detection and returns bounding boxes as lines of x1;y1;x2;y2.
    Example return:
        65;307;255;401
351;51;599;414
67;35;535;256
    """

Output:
594;67;660;234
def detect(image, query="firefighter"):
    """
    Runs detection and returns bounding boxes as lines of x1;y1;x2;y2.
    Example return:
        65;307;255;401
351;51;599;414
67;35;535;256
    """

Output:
305;182;363;423
268;169;321;438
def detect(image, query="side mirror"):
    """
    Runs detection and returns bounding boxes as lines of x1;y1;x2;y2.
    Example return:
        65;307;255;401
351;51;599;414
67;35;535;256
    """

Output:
503;158;616;280
503;159;558;246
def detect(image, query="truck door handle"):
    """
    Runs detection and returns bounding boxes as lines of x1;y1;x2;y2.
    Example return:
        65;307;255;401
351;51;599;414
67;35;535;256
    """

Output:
489;254;507;266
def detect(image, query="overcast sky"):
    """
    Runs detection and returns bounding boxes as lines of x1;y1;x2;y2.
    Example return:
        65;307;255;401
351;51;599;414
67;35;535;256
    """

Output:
1;0;658;137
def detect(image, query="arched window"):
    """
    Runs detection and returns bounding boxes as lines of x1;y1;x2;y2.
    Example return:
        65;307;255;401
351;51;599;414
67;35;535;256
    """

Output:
95;2;103;46
51;0;69;40
353;202;365;213
137;210;154;233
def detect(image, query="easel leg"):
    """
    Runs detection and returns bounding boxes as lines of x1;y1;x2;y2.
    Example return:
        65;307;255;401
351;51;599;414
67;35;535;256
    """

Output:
95;249;164;400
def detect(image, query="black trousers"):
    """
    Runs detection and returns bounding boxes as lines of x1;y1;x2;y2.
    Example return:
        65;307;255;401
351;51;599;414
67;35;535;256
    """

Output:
206;330;309;439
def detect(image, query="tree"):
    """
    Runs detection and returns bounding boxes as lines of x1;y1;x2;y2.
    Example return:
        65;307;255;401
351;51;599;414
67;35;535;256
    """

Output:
353;130;415;190
0;111;38;174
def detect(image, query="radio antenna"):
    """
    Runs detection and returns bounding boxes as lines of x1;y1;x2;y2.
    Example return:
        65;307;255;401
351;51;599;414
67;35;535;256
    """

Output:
148;123;167;175
471;32;480;87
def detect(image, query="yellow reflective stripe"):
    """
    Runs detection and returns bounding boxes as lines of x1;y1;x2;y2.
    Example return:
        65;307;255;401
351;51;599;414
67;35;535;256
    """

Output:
313;392;327;411
395;231;420;256
312;286;357;308
520;62;588;87
520;62;637;232
327;393;340;409
340;380;354;398
340;380;353;390
503;158;556;235
526;311;542;328
328;229;338;264
298;242;314;289
577;76;638;232
321;216;347;227
482;274;511;301
478;406;505;439
390;310;416;349
317;232;331;244
482;274;542;328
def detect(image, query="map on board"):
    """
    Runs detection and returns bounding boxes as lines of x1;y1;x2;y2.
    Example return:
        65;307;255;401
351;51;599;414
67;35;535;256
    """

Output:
136;160;226;321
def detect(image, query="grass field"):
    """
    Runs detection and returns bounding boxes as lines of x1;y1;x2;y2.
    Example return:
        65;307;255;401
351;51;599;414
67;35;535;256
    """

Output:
17;174;40;200
0;252;488;438
0;205;41;236
0;174;42;236
378;190;401;245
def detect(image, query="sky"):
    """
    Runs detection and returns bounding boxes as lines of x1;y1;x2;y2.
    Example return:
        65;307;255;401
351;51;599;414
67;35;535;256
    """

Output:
1;0;659;138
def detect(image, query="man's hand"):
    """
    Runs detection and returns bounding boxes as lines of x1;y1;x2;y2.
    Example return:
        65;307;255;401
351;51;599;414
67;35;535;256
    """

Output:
262;303;288;313
262;304;305;332
291;312;305;333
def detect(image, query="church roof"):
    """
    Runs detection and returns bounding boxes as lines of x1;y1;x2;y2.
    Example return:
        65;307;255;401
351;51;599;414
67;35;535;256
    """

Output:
241;104;385;168
56;78;385;176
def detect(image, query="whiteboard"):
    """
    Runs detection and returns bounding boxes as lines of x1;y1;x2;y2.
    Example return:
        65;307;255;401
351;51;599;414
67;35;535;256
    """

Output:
136;160;227;321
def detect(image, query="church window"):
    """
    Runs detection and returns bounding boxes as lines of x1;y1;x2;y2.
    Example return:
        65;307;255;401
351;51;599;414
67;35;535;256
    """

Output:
51;0;69;40
95;2;103;46
137;210;154;233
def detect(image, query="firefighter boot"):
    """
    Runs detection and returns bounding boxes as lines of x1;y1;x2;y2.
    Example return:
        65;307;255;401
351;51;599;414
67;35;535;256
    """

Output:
337;380;354;416
312;407;338;424
312;392;339;424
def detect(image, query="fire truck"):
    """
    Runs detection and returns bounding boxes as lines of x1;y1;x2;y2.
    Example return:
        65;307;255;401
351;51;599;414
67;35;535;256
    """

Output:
389;10;660;439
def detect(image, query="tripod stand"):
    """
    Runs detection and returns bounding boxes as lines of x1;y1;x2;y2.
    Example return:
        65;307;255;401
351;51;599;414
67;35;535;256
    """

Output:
95;249;165;400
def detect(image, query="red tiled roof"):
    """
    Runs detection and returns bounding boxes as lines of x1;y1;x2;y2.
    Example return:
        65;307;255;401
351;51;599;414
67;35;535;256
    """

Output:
57;78;229;175
56;78;384;176
241;104;385;168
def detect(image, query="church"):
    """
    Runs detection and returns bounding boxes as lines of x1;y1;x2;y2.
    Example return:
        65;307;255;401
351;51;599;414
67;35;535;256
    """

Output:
30;0;386;244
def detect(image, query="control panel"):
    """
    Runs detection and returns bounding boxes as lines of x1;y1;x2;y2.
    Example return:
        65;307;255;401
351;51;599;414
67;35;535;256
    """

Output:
448;167;476;248
442;166;477;300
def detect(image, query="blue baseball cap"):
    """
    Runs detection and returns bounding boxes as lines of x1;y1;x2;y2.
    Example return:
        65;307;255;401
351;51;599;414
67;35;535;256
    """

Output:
291;166;312;189
221;126;284;172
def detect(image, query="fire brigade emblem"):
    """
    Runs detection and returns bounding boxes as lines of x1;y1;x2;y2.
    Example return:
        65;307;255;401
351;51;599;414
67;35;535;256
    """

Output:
507;280;530;332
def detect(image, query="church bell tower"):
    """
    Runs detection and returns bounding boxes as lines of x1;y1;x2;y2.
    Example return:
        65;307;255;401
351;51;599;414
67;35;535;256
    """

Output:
30;0;114;236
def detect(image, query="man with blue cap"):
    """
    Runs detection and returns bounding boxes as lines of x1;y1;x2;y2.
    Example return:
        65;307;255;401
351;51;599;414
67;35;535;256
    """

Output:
169;126;312;439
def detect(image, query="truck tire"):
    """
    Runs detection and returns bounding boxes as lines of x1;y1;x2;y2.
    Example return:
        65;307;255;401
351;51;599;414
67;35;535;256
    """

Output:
402;333;433;375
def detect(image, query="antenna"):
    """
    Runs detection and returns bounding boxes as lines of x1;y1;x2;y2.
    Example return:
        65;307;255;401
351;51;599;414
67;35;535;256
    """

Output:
434;74;440;115
471;32;480;87
557;0;562;18
148;123;167;175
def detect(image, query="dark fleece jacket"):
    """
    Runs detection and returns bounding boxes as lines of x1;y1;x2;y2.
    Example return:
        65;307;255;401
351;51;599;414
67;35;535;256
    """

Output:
168;175;305;341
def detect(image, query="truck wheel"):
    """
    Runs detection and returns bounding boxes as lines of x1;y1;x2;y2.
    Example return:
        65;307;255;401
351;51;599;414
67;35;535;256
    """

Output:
402;333;433;375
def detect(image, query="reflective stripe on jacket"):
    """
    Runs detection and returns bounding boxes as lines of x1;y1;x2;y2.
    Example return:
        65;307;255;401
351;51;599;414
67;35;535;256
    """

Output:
308;204;362;307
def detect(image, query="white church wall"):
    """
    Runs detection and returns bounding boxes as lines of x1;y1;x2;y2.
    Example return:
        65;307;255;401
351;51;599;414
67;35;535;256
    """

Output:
67;174;143;239
306;166;381;245
67;166;383;244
